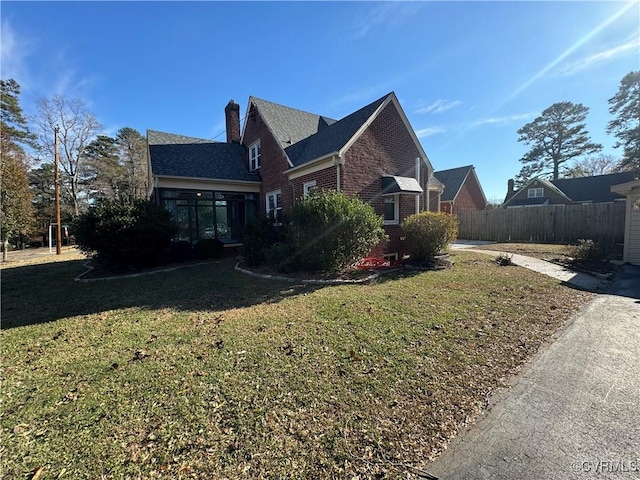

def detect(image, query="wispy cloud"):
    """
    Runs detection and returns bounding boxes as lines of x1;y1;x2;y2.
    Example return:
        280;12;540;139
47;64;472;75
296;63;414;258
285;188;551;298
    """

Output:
474;113;533;126
557;34;640;76
503;1;637;106
415;99;462;115
0;19;34;88
415;126;445;138
352;2;422;39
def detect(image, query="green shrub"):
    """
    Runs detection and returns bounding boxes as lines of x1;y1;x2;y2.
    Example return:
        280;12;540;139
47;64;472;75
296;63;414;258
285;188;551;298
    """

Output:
73;200;177;271
401;211;458;260
194;238;224;260
241;216;289;267
285;190;387;272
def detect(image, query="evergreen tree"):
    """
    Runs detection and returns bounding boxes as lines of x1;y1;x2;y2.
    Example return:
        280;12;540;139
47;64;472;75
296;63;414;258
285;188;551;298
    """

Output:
515;102;602;187
607;71;640;172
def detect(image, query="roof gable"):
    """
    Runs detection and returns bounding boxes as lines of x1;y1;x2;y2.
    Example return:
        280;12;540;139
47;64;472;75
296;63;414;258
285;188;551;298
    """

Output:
284;93;390;167
434;165;473;202
148;130;259;183
245;97;337;150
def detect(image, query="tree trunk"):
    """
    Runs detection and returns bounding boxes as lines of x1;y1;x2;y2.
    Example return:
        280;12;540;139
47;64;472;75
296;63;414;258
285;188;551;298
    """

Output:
2;239;9;262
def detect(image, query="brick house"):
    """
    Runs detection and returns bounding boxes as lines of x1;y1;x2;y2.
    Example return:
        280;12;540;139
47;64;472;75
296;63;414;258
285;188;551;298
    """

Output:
434;165;487;214
148;92;443;258
502;172;637;208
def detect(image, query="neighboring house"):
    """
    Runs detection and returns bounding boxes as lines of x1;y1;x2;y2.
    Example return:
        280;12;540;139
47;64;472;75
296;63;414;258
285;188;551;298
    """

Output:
434;165;487;214
148;92;443;258
502;172;637;208
611;179;640;266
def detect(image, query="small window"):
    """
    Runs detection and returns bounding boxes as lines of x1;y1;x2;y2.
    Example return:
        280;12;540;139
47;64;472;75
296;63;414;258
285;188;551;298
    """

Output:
383;195;399;225
266;190;282;225
303;180;317;197
528;187;543;198
249;141;261;171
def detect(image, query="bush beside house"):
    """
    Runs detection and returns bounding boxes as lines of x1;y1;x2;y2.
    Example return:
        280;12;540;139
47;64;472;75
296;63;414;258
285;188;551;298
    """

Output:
401;211;458;260
242;190;387;273
73;200;177;272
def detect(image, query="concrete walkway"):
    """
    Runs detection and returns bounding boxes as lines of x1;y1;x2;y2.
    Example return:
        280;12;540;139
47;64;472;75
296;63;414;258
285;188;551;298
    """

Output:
429;262;640;479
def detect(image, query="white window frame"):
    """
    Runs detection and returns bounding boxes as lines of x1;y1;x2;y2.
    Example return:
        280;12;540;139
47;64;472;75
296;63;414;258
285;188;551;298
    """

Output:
528;187;543;198
249;141;261;171
383;195;399;225
266;190;282;225
303;180;317;197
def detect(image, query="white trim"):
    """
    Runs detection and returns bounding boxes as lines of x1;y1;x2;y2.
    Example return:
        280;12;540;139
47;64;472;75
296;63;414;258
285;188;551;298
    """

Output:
287;156;336;179
383;253;398;261
154;176;260;193
266;190;282;224
528;187;544;198
249;140;261;171
242;97;295;168
383;195;399;225
303;180;317;196
337;93;434;174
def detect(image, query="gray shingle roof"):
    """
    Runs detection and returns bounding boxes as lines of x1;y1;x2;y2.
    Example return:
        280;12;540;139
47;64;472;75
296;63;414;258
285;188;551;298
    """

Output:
249;97;337;150
253;93;391;167
551;171;636;203
148;130;259;183
434;165;473;202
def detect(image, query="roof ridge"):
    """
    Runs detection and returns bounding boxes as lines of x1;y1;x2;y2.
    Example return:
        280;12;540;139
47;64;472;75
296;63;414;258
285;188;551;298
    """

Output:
250;96;337;123
147;129;217;144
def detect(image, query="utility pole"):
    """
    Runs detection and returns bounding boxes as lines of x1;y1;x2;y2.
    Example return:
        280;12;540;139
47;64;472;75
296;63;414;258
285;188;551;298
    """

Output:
54;126;62;255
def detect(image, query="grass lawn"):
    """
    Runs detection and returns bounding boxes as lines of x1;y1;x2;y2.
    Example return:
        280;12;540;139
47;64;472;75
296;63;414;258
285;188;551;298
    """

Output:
1;251;594;479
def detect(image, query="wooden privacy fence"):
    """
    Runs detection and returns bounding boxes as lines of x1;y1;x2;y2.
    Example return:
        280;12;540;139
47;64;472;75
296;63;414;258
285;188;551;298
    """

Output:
457;202;626;244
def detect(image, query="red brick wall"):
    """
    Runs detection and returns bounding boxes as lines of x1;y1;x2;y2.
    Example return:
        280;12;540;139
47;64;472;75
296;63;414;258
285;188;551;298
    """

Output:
341;101;425;257
242;105;293;213
451;173;486;214
290;167;337;204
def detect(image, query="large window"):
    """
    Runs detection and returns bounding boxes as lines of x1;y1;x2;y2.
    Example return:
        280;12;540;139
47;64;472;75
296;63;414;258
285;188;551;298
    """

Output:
160;189;258;244
383;195;399;225
266;190;282;225
249;141;261;171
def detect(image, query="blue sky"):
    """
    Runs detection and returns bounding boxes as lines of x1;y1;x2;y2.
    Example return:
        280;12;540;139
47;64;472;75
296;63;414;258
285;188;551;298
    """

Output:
2;1;638;201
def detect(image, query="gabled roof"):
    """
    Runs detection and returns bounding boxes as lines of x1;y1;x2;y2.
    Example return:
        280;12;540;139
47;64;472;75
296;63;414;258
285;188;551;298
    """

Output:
147;130;259;183
551;171;636;203
245;97;337;152
434;165;474;202
283;94;390;167
504;171;637;206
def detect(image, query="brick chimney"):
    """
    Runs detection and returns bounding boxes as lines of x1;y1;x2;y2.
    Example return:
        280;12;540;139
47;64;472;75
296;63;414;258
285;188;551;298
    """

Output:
225;100;240;144
507;178;515;197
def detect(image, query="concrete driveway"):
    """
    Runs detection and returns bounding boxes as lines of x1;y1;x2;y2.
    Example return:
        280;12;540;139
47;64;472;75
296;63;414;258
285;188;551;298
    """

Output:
428;264;640;479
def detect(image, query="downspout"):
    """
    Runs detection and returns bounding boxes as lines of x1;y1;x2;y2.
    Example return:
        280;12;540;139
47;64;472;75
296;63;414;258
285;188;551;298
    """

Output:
415;157;420;214
334;154;344;192
426;169;431;212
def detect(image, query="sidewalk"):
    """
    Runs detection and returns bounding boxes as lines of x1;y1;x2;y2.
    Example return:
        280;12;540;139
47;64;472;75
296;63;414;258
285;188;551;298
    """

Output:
428;263;640;479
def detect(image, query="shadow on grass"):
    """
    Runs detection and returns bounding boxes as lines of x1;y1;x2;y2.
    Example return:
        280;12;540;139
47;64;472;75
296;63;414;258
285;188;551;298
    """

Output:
1;259;323;329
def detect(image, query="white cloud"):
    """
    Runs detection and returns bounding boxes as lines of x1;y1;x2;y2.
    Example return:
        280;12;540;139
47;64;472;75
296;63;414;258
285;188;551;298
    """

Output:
415;126;445;138
557;34;640;76
416;99;462;115
474;113;533;126
352;3;422;39
0;19;33;88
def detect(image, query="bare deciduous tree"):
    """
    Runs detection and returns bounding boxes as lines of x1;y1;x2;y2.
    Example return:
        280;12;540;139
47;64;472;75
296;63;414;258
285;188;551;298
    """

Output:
32;95;101;216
